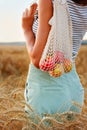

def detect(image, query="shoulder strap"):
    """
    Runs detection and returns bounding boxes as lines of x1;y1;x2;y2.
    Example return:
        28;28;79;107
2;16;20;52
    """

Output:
49;0;73;59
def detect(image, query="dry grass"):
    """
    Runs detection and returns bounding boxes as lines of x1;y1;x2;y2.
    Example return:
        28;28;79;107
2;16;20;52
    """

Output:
0;45;87;130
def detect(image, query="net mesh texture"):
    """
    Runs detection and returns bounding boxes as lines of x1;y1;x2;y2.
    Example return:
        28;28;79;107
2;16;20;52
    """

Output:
39;0;73;78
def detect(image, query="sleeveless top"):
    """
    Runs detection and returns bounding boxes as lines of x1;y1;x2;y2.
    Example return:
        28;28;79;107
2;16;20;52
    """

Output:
32;0;87;61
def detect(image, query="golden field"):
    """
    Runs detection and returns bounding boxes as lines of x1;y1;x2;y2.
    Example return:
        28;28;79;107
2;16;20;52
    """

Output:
0;45;87;130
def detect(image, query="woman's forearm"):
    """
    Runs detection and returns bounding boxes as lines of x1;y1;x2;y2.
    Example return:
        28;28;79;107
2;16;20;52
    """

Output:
24;30;35;53
24;30;40;68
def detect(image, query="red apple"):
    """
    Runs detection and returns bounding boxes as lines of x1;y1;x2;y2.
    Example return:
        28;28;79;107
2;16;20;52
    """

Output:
49;63;63;77
63;58;72;73
39;55;55;71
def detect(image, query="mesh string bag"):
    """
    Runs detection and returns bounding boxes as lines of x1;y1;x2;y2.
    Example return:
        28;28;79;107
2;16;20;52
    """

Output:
39;0;73;77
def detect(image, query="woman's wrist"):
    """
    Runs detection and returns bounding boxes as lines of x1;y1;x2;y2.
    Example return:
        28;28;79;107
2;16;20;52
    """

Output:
24;29;35;53
23;28;33;35
24;29;35;46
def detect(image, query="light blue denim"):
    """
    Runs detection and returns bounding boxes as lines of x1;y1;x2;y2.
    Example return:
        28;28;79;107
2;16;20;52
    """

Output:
24;63;84;116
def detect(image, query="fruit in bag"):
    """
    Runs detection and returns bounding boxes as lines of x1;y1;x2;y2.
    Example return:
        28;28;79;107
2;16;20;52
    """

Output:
39;55;55;71
49;63;63;77
54;51;64;63
63;58;72;73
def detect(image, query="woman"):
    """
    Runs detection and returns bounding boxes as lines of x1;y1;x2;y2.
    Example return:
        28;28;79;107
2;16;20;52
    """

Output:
22;0;87;117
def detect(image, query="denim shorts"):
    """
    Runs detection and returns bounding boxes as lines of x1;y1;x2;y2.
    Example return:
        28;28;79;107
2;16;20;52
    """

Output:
24;63;84;116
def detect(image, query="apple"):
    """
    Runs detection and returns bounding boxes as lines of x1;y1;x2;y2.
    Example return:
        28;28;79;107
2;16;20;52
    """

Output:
63;58;72;73
39;55;55;71
54;51;64;63
49;63;63;77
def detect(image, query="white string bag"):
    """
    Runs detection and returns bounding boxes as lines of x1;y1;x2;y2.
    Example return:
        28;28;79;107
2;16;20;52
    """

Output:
39;0;73;77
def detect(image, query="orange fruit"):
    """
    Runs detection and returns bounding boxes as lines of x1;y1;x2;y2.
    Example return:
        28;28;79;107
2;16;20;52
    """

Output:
63;58;72;73
49;63;63;77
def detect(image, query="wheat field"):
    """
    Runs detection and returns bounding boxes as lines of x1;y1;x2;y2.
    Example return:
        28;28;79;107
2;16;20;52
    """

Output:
0;45;87;130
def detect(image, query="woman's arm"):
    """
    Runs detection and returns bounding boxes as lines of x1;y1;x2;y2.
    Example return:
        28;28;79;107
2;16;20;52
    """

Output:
22;4;37;52
22;0;53;68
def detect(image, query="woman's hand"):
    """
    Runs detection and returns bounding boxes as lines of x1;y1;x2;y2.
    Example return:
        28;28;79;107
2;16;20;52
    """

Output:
22;3;38;32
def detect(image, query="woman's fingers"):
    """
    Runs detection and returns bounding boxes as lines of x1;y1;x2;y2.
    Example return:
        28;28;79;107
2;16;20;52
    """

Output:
22;3;38;31
23;8;29;17
25;8;29;16
29;3;38;16
22;3;38;18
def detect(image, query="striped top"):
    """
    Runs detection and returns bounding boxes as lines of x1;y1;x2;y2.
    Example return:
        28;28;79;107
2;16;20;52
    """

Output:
32;0;87;61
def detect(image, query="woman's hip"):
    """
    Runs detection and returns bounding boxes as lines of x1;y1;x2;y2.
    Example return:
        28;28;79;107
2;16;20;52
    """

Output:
26;63;84;90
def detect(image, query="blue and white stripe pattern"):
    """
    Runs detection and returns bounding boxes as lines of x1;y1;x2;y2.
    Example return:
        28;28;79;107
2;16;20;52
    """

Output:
32;0;87;61
67;0;87;59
